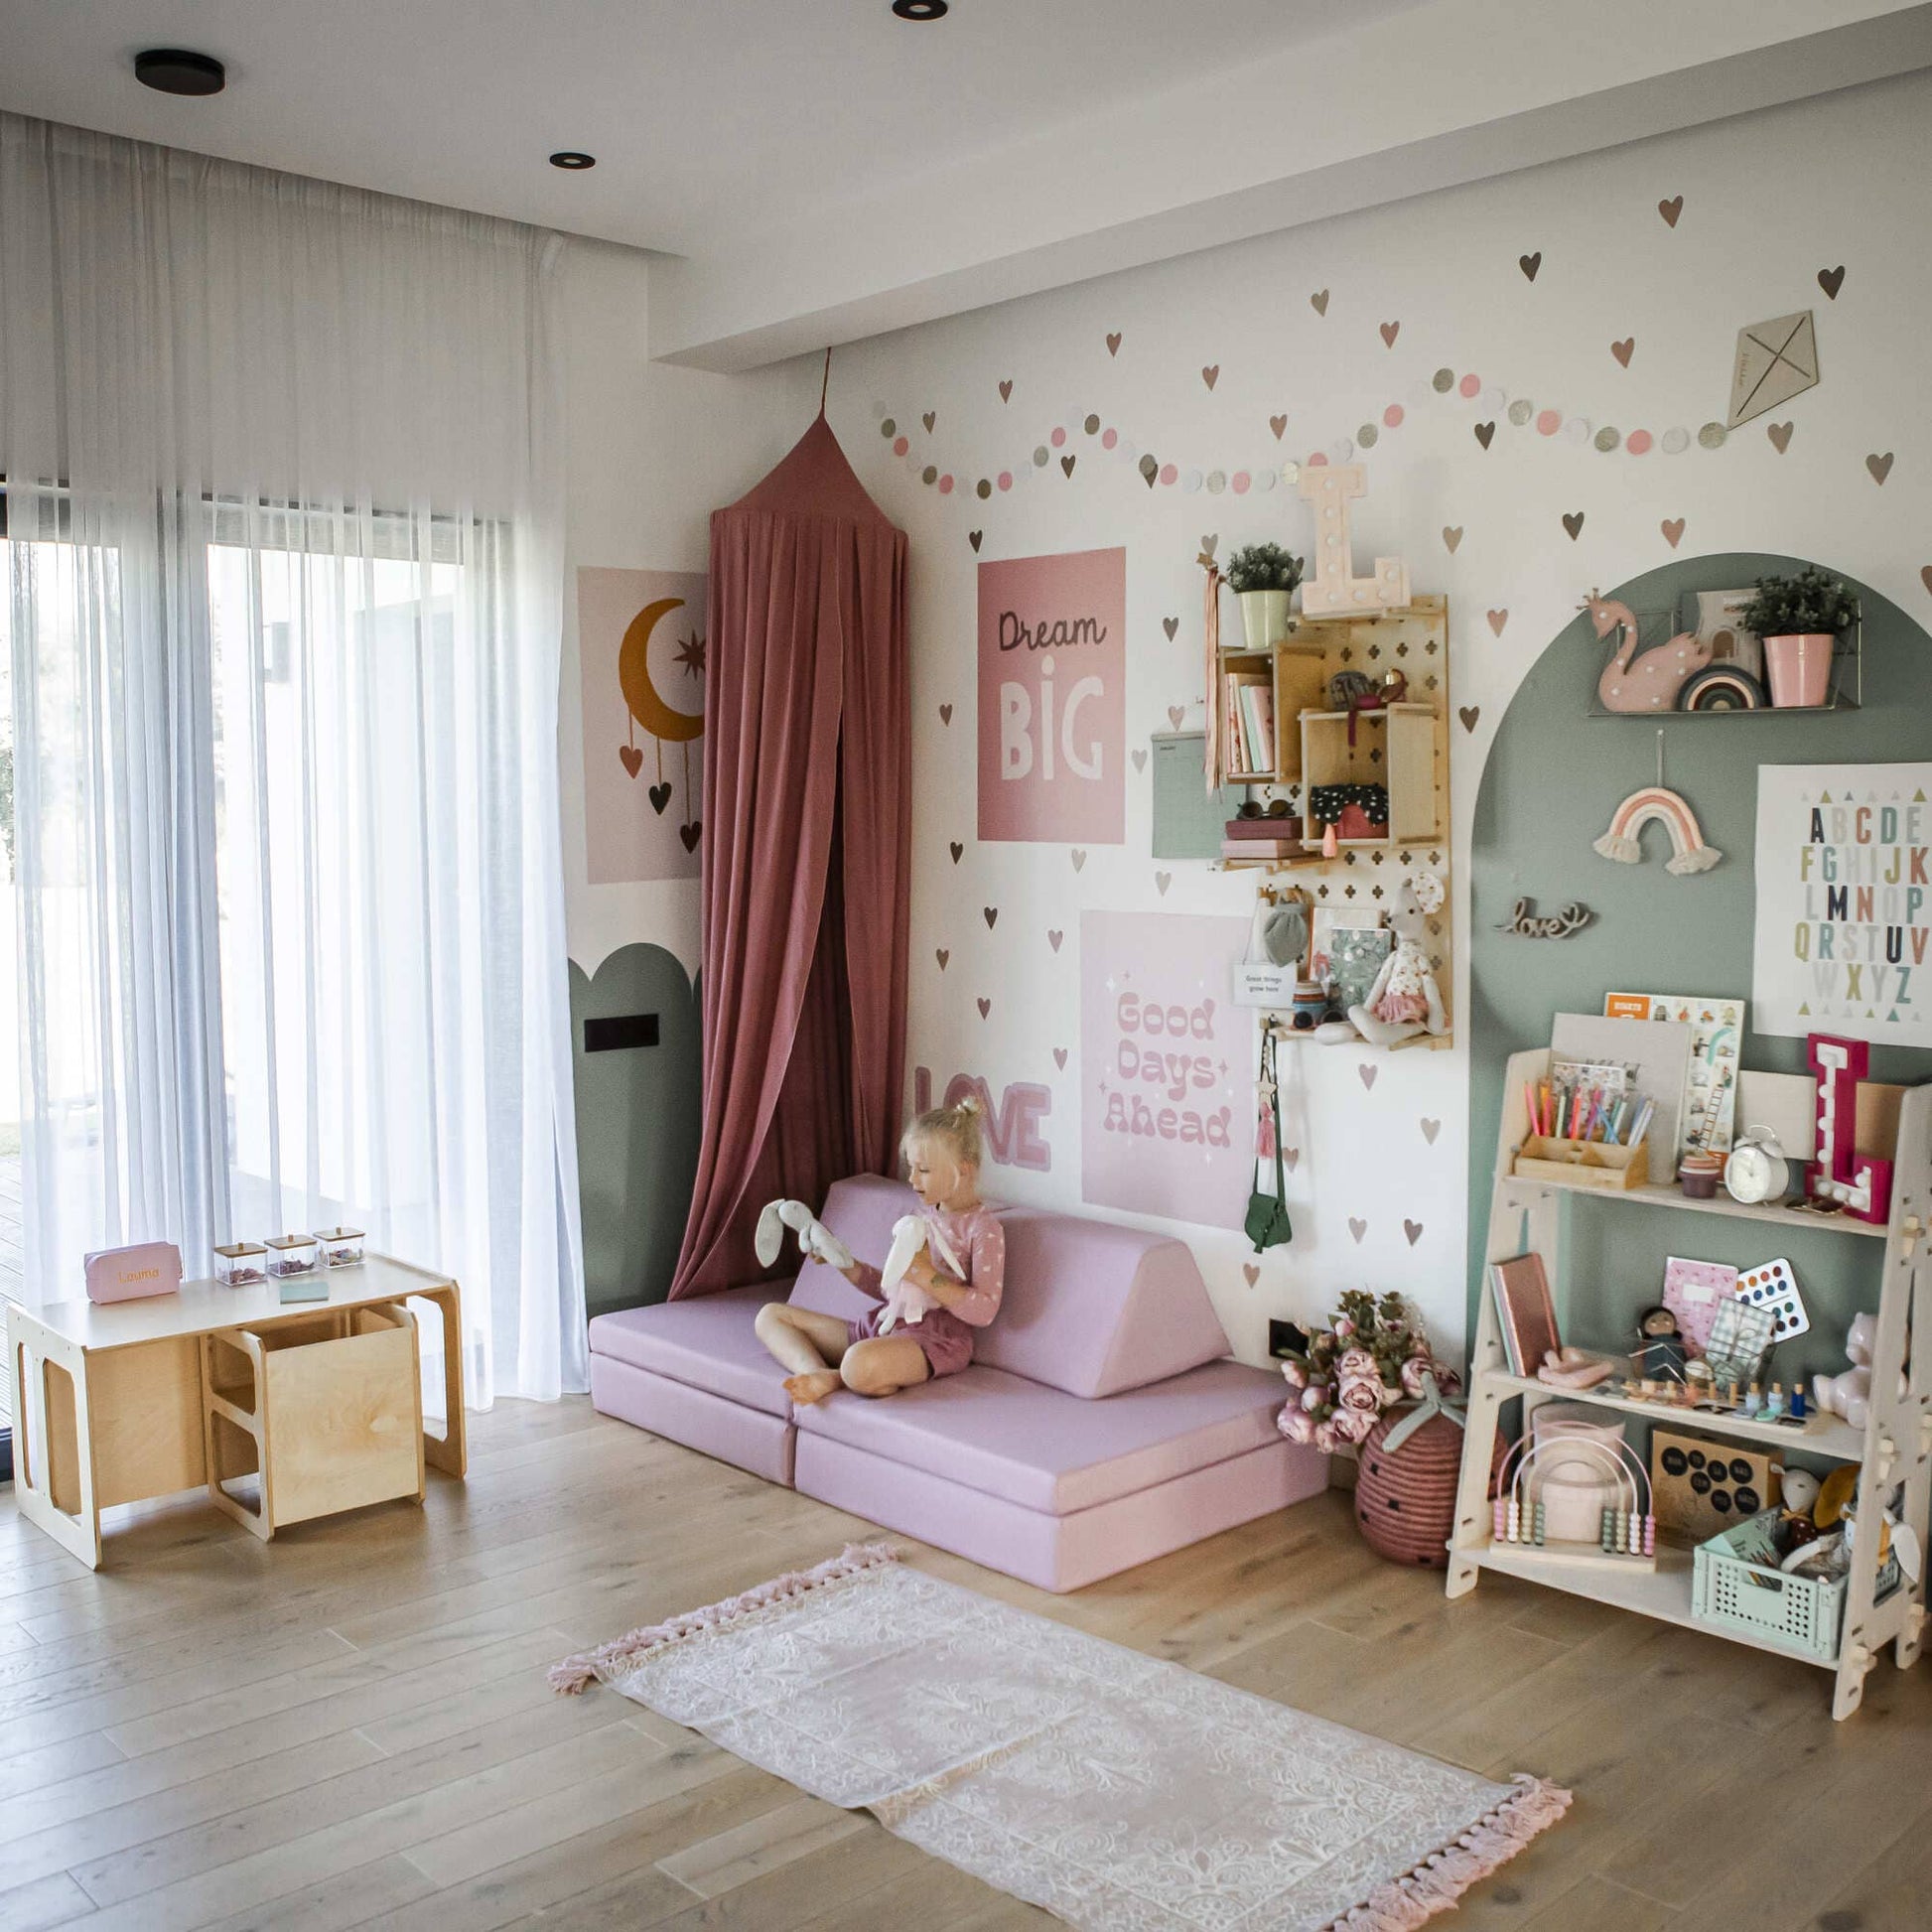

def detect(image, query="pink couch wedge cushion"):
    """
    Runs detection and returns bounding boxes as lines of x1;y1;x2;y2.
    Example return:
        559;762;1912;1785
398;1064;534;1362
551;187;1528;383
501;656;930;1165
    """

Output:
791;1358;1287;1514
587;1284;795;1418
784;1174;1231;1398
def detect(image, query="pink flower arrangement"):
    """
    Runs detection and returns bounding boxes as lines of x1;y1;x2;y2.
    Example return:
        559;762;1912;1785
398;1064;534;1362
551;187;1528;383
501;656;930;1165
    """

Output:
1276;1288;1456;1449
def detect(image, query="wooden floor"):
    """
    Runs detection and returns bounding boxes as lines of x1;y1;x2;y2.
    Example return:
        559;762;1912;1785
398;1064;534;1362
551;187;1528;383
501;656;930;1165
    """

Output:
2;1398;1930;1932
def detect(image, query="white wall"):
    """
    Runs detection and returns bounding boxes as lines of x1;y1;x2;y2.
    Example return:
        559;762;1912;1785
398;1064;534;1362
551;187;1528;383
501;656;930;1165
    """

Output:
561;73;1931;1367
557;238;816;979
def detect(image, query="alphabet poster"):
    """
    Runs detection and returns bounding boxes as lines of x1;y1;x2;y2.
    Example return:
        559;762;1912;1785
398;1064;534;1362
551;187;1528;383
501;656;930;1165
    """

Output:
578;566;706;884
977;547;1125;843
1080;910;1252;1225
1751;762;1932;1045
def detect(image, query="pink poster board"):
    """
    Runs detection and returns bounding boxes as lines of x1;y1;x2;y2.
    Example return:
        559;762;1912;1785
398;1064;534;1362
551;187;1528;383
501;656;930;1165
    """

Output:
1080;910;1252;1226
977;547;1125;844
578;566;706;884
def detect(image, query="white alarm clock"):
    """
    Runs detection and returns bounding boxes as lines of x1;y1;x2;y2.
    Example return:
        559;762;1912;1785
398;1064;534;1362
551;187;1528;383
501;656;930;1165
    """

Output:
1724;1128;1791;1205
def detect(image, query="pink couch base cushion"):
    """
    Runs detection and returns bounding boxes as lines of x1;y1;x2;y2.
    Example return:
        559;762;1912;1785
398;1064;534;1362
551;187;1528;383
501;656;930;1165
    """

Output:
588;1284;794;1418
589;1356;795;1486
787;1173;1231;1399
791;1358;1289;1516
794;1431;1325;1593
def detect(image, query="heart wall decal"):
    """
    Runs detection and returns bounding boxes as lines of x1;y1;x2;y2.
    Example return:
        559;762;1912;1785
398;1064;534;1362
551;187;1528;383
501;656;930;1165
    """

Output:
921;411;936;433
1200;364;1219;390
1168;705;1185;729
1047;929;1063;952
1562;511;1586;540
1379;321;1400;347
1404;1219;1424;1247
998;379;1013;402
1052;1046;1068;1069
983;906;999;929
1310;289;1329;316
1473;422;1495;450
1242;1264;1260;1288
1611;337;1635;367
1922;565;1932;597
1867;452;1894;484
1155;872;1173;897
1658;194;1684;227
1071;849;1087;872
1442;526;1462;554
679;821;702;852
1106;332;1122;356
977;997;991;1019
1357;1063;1378;1091
1818;265;1845;300
939;703;953;725
949;840;963;864
935;948;949;970
969;530;983;552
647;779;672;814
1420;1118;1441;1144
1486;609;1508;636
1661;518;1686;549
1458;705;1481;733
1131;749;1147;772
1767;422;1793;453
1348;1217;1368;1244
1060;455;1076;478
1519;251;1541;282
1269;414;1288;441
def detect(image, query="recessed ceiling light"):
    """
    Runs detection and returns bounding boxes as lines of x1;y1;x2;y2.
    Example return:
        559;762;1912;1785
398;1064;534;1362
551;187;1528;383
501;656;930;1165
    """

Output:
893;0;948;19
549;151;597;171
134;49;226;96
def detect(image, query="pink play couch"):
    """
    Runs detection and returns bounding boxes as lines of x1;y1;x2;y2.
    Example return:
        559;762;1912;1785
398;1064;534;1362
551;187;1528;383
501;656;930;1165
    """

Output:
587;1175;1327;1591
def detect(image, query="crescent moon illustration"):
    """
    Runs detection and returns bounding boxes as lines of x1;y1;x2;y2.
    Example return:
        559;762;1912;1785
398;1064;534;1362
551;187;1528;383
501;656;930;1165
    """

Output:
618;597;704;745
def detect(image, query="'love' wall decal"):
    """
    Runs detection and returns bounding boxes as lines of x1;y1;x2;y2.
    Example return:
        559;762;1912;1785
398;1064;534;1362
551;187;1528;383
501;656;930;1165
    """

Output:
912;1067;1052;1172
1080;910;1250;1226
977;547;1126;844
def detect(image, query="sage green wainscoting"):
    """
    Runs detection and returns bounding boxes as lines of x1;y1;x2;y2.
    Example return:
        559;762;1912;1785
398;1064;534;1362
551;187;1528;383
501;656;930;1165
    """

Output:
570;943;701;1317
1467;553;1932;1391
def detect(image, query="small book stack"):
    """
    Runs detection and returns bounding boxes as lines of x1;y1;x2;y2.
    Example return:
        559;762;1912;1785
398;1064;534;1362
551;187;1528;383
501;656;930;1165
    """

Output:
1222;817;1307;862
1222;670;1275;776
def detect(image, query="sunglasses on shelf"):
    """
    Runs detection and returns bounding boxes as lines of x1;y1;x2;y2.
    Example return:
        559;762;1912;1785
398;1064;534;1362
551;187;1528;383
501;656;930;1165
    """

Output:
1235;798;1295;820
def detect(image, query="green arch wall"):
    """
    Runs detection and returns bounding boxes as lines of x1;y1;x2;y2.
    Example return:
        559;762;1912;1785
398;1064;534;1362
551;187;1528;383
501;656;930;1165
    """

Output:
1466;553;1932;1382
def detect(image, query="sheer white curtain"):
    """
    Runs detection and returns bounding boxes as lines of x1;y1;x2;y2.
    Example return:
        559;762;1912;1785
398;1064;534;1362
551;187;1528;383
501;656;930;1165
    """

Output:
0;112;586;1404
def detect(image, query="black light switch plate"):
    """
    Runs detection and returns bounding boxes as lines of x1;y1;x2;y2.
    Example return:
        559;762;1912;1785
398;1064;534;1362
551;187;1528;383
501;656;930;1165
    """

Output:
584;1012;659;1052
1268;1318;1309;1360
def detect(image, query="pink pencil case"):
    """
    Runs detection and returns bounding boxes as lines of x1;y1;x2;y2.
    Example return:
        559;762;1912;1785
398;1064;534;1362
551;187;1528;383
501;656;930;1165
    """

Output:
83;1240;183;1305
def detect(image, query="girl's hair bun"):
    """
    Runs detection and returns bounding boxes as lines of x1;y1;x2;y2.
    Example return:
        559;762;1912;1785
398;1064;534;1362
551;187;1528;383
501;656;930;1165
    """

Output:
953;1094;983;1118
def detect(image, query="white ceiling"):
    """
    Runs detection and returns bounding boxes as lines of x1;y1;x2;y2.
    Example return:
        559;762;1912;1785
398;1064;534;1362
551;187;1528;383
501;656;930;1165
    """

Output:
5;0;1932;369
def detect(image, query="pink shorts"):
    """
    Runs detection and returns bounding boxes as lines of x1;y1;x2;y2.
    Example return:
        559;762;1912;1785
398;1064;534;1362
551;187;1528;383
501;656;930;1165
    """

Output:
847;1306;975;1378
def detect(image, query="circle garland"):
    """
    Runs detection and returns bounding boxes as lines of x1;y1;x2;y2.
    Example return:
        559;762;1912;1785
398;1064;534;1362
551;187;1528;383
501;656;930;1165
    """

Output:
874;359;1730;510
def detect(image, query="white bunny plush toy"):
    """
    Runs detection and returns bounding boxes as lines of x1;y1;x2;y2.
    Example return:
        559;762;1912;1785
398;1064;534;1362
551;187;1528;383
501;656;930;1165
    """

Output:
875;1214;965;1333
1348;870;1449;1048
754;1198;854;1273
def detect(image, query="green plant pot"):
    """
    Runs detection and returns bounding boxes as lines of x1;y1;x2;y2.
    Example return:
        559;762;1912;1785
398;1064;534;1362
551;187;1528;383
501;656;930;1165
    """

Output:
1239;589;1290;649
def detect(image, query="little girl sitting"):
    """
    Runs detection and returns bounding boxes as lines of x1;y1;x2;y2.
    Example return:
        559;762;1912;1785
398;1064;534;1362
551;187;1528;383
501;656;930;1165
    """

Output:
753;1098;1006;1405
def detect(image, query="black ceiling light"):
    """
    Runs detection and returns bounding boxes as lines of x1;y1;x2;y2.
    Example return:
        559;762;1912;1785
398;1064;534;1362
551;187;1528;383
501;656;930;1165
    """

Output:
549;151;597;171
893;0;948;18
134;49;226;97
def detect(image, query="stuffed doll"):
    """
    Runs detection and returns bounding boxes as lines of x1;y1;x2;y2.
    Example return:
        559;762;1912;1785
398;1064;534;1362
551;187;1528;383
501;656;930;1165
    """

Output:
876;1214;965;1333
754;1197;854;1272
1348;870;1449;1047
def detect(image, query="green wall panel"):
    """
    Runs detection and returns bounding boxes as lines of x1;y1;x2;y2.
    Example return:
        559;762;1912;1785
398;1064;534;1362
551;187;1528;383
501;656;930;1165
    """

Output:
1467;552;1931;1388
570;943;701;1317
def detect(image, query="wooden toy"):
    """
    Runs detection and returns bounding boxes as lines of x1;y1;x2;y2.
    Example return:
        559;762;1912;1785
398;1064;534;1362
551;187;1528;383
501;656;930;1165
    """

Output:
1492;1433;1656;1568
1651;1427;1781;1544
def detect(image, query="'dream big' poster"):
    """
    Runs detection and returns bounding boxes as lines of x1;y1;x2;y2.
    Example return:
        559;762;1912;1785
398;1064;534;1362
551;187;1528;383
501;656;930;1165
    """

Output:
977;547;1125;844
1751;762;1932;1046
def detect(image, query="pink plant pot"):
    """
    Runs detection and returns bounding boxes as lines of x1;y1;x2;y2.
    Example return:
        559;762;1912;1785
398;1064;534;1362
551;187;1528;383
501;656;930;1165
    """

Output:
1763;632;1834;708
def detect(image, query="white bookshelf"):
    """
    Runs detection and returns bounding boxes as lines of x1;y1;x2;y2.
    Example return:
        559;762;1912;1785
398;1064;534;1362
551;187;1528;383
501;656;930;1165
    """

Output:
1447;1046;1931;1719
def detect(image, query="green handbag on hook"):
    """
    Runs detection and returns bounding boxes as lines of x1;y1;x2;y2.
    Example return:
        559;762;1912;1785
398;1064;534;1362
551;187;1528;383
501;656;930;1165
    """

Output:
1245;1028;1293;1252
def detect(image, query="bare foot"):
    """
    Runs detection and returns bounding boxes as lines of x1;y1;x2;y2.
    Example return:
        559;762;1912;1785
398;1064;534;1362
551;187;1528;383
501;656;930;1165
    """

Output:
783;1369;843;1406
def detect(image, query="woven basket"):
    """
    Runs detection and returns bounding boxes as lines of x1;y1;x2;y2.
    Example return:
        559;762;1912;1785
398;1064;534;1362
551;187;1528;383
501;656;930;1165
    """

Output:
1355;1409;1497;1568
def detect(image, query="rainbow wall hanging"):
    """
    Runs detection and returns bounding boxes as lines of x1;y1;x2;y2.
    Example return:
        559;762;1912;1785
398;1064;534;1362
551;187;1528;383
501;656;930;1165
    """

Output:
1592;785;1723;875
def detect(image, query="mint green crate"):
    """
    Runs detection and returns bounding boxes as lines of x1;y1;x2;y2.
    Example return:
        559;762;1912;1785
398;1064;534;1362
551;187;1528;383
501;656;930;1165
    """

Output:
1692;1508;1897;1663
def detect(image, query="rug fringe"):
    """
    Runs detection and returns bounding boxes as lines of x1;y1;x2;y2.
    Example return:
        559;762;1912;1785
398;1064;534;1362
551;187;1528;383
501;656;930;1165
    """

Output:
548;1541;899;1695
1321;1774;1573;1931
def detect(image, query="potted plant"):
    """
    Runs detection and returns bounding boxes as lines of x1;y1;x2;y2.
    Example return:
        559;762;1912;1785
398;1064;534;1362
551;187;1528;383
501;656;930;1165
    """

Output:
1225;542;1305;649
1739;567;1858;709
1279;1289;1475;1567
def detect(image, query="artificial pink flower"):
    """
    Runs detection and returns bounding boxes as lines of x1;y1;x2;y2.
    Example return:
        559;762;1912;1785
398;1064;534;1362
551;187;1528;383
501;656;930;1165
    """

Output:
1400;1355;1435;1400
1377;1378;1403;1410
1336;1347;1377;1383
1301;1384;1330;1414
1278;1406;1315;1445
1337;1376;1381;1414
1312;1421;1340;1453
1435;1366;1463;1397
1281;1358;1309;1389
1330;1405;1376;1446
1333;1316;1356;1338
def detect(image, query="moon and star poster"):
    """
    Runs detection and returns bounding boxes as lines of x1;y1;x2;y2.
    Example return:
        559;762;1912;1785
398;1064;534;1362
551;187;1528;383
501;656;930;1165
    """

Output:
578;566;706;884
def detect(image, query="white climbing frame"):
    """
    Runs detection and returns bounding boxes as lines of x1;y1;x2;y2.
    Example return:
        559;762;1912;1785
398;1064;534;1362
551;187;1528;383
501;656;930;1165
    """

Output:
1447;1047;1930;1722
